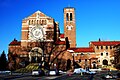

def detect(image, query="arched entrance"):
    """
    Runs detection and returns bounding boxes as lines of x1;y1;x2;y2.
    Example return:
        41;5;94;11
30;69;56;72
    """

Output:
92;61;97;69
103;59;108;65
29;47;43;63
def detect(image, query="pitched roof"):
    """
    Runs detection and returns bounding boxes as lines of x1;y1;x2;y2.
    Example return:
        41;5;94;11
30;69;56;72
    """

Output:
9;39;21;46
90;41;120;46
68;47;94;52
24;10;52;20
60;34;64;38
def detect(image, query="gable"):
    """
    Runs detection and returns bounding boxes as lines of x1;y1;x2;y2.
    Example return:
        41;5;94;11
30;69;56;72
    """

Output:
24;10;53;20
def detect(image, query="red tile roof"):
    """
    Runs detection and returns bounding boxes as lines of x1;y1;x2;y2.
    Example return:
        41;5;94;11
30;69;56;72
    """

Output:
9;39;21;46
68;47;94;52
60;34;64;38
91;41;120;46
55;41;66;45
90;57;98;59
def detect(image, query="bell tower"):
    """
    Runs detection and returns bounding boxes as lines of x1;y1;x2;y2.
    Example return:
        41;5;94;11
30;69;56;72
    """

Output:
64;7;76;47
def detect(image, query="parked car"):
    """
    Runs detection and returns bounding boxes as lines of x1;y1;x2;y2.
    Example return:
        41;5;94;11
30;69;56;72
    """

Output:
102;74;117;79
74;68;96;75
59;70;66;74
45;69;59;76
32;69;44;76
73;68;86;74
86;70;96;75
0;71;11;74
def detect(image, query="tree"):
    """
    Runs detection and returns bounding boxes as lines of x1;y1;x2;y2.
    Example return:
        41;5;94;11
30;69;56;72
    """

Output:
115;63;120;70
0;51;8;70
27;40;67;70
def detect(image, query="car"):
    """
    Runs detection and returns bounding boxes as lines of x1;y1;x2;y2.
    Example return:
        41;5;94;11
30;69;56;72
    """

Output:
0;70;11;74
86;70;96;75
73;68;96;75
32;69;44;76
47;69;59;76
73;68;87;74
59;70;66;74
102;74;117;79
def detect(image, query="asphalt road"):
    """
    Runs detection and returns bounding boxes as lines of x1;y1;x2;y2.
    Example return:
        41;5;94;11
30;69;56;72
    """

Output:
0;70;119;80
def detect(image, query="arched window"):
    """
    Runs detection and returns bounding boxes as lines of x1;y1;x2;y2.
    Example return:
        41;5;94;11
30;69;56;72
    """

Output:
70;13;72;21
101;53;103;56
29;20;31;25
106;53;108;56
32;20;33;24
106;46;108;49
66;13;69;21
96;46;99;49
42;20;44;25
37;20;39;24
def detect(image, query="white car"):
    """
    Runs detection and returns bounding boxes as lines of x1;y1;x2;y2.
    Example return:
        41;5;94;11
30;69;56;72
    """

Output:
32;70;39;76
49;70;56;75
0;71;11;74
74;68;96;75
48;69;59;76
73;68;86;74
86;70;96;74
59;70;66;74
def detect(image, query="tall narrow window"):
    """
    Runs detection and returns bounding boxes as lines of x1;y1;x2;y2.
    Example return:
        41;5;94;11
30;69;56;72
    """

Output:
42;20;44;25
106;46;108;49
110;46;112;49
37;20;39;24
101;46;103;49
101;53;103;56
96;46;99;49
66;13;69;21
32;20;33;24
106;53;108;56
70;13;72;21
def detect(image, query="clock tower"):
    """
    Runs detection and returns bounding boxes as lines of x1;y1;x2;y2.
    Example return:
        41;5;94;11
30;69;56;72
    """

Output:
64;7;76;47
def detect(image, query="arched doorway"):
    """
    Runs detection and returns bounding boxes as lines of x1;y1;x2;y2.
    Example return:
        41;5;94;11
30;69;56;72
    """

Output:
29;47;43;63
92;61;97;69
103;59;108;65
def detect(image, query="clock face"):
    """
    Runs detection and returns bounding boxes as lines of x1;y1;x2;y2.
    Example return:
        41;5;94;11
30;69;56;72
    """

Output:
30;27;43;40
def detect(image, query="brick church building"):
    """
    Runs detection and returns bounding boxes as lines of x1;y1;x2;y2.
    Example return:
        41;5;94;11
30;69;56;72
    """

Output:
8;7;120;70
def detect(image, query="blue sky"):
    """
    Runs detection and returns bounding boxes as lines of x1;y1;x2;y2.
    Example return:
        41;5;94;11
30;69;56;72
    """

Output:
0;0;120;54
